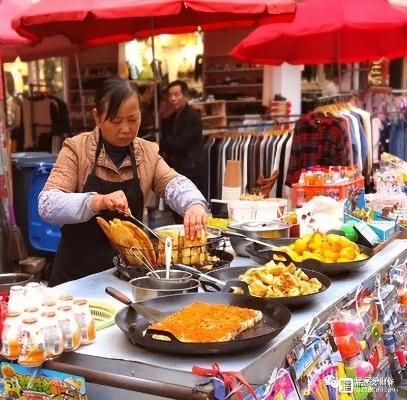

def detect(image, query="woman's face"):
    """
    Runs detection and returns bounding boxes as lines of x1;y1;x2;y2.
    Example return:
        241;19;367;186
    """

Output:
93;94;141;147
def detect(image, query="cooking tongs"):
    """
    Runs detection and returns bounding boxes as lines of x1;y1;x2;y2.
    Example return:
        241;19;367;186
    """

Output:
115;208;160;239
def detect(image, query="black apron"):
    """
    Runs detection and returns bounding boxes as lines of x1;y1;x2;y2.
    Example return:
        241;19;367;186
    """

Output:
49;135;144;287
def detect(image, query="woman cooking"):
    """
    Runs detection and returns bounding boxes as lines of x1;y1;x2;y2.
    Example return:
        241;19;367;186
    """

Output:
38;77;208;286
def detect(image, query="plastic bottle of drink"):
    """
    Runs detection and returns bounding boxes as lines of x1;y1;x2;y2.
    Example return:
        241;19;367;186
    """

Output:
41;311;64;359
57;306;81;352
72;299;96;345
18;318;46;367
8;286;26;313
1;312;21;360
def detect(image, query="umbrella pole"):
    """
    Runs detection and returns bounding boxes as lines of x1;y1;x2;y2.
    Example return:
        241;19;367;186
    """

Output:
74;52;87;129
150;17;160;143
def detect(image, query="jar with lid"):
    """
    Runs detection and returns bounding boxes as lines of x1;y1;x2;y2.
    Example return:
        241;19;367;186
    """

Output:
57;306;81;352
24;282;43;309
8;286;26;313
18;318;46;367
41;312;64;359
1;312;22;360
72;299;96;345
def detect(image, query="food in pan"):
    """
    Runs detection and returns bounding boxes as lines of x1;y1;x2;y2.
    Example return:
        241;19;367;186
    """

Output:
275;232;369;264
239;261;323;298
147;302;263;342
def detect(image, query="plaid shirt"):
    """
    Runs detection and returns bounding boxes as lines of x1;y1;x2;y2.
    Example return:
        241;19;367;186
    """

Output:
285;113;350;187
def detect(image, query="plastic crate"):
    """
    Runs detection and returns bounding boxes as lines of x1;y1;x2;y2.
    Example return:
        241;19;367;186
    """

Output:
28;163;61;253
291;177;365;207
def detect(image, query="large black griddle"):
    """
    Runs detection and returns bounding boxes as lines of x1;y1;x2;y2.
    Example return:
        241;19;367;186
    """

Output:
115;292;291;355
245;239;373;276
200;266;331;308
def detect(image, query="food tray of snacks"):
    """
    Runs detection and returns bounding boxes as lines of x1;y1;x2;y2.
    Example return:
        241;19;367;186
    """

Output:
200;262;331;308
245;232;373;276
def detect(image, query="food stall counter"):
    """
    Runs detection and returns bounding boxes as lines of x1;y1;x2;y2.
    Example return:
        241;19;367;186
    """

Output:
43;240;407;399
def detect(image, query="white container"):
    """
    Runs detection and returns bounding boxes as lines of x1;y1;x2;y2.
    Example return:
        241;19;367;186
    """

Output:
72;299;96;345
228;201;255;220
1;312;22;360
41;311;64;359
266;198;288;215
57;305;81;352
254;201;280;220
24;282;43;309
18;318;47;367
222;186;241;201
8;286;26;313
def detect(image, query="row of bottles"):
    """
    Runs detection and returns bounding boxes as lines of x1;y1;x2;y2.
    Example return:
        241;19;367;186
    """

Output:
298;165;362;185
1;284;96;367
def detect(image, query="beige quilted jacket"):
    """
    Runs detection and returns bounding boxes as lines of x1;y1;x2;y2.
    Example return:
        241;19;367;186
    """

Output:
44;128;179;201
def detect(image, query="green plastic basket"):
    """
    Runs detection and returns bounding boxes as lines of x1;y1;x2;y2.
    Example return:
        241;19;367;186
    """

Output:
88;300;117;331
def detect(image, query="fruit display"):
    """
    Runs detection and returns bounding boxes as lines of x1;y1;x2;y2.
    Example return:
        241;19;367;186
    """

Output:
350;207;374;222
276;232;369;264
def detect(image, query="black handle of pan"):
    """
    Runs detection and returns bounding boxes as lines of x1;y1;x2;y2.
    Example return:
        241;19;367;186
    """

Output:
105;286;132;306
221;280;251;295
268;249;298;267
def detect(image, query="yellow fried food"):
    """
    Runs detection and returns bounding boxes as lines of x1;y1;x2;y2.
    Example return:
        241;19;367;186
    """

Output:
122;221;156;266
239;261;323;298
277;232;369;264
157;229;180;265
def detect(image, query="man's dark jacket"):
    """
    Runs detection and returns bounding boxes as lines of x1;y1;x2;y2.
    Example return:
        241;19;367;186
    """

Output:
160;105;204;190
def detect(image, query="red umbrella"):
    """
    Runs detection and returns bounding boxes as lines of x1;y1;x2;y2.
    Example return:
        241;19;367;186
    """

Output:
231;0;407;65
0;0;77;62
12;0;296;46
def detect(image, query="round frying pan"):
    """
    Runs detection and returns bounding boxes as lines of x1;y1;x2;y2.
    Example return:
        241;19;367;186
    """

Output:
245;240;373;276
114;292;291;355
200;266;331;308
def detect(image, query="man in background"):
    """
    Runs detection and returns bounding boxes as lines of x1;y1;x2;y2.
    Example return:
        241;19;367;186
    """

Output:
160;80;204;223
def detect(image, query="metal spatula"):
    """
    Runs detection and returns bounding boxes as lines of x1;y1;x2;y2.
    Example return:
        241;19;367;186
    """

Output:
105;286;168;324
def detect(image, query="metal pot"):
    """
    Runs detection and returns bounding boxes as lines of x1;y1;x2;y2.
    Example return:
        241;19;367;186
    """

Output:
227;219;291;257
129;277;200;302
146;269;192;282
0;273;34;293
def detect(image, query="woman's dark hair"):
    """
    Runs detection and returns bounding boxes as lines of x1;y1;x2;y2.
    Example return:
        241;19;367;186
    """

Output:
95;77;139;121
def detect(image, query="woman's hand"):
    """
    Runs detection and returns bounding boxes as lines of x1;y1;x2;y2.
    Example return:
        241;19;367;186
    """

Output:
90;190;130;214
184;204;207;240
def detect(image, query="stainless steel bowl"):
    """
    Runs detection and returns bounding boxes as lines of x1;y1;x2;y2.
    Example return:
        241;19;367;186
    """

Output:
146;269;192;282
227;219;291;257
129;277;200;302
0;273;34;293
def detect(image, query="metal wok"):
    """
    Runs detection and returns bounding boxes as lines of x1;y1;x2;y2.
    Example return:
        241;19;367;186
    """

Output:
200;266;331;308
114;292;291;355
245;240;373;275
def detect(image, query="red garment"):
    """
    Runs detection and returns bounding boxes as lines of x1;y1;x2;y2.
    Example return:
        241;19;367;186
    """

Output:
285;113;350;187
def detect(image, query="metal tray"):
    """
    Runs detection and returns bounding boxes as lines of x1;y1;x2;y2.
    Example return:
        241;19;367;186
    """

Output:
245;239;373;276
200;266;331;308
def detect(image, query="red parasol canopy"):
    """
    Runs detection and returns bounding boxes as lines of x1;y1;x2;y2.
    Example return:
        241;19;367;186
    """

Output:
12;0;296;46
231;0;407;65
0;0;77;62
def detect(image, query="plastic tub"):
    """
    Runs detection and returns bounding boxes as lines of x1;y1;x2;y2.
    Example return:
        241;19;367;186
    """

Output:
228;201;255;220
